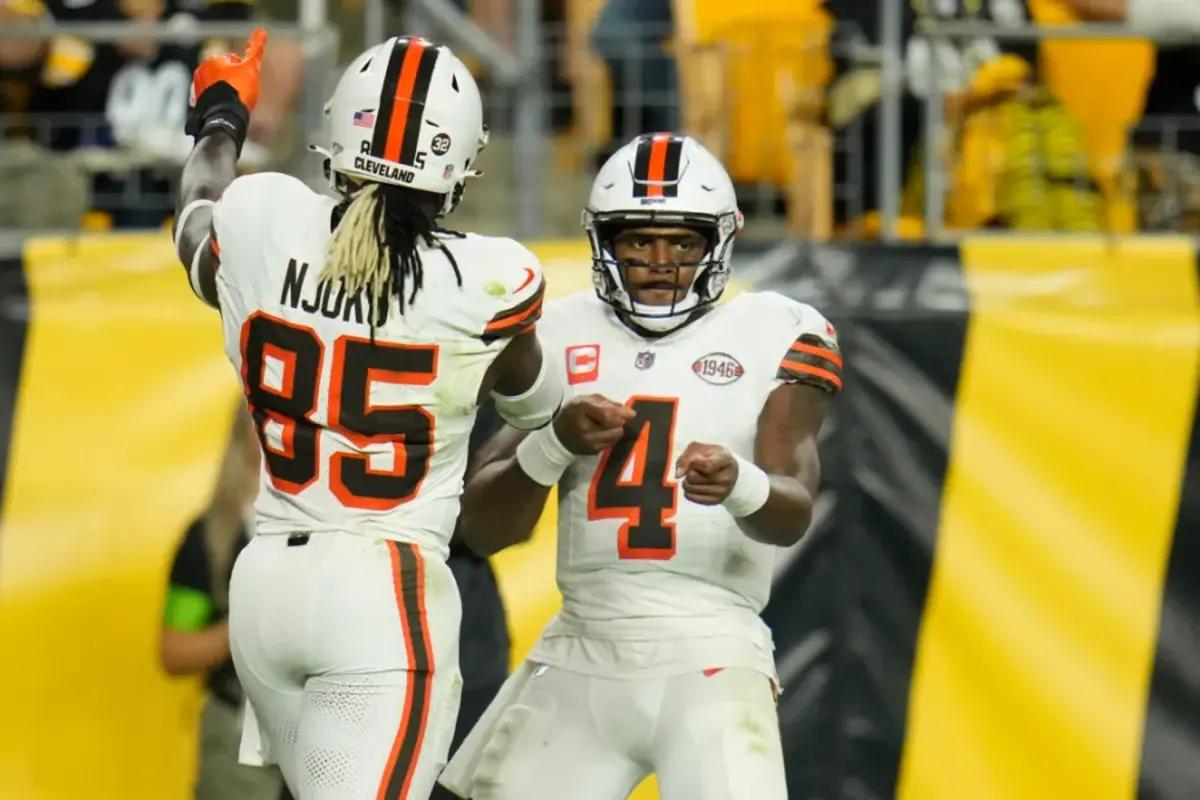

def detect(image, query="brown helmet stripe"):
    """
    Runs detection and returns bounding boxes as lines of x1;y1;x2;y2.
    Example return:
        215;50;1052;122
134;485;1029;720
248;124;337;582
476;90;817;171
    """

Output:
370;38;412;158
661;136;684;194
371;38;438;166
398;46;438;166
631;135;654;197
632;133;684;198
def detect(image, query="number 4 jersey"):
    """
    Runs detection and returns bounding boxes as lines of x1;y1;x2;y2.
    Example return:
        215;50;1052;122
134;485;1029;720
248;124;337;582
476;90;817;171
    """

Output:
530;290;842;681
209;172;545;557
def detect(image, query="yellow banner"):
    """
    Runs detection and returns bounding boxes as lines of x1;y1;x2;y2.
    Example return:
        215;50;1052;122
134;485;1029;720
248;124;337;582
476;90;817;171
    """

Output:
899;237;1200;800
0;234;235;798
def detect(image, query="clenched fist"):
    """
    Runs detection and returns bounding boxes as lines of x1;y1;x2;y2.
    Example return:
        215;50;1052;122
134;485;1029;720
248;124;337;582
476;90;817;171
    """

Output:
674;442;739;505
553;394;636;455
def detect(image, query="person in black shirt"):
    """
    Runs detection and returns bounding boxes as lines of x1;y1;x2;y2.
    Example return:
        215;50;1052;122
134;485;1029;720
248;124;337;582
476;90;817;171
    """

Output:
590;0;677;163
38;0;254;227
161;406;290;800
431;400;513;800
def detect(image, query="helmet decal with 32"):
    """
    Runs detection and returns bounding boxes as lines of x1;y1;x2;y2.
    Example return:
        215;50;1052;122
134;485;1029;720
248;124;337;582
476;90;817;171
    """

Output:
319;36;489;217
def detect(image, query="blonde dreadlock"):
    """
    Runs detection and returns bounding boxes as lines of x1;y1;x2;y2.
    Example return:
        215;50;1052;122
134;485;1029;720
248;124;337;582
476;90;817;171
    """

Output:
324;183;387;303
321;181;463;326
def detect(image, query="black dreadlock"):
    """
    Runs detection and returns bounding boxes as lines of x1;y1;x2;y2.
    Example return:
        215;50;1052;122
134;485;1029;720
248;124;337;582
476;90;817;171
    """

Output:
323;181;464;333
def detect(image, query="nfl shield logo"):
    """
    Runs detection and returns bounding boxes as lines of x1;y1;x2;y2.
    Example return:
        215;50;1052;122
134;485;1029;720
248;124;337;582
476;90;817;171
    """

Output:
635;351;655;370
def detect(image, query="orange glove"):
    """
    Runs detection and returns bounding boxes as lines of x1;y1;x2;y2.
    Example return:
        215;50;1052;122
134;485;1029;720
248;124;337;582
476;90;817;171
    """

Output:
186;28;267;154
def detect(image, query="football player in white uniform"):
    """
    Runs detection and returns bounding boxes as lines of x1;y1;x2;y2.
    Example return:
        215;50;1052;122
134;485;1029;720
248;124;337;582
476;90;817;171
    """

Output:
172;31;563;800
439;133;842;800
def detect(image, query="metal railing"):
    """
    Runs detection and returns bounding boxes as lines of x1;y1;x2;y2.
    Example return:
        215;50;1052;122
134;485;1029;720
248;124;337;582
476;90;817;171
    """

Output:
4;5;1199;242
0;11;867;241
0;18;338;228
0;1;550;238
911;17;1200;240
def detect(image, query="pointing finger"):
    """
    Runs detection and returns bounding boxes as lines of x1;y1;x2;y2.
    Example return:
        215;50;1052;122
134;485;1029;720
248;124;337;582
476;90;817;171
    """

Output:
244;28;268;62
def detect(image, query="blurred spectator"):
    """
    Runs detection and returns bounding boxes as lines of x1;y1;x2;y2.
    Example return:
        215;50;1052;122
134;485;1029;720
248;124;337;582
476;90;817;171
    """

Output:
667;0;833;236
1134;45;1200;229
824;0;1139;235
430;400;513;800
160;406;291;800
591;0;676;161
825;0;1038;234
35;0;258;228
945;55;1104;231
248;2;309;170
0;0;47;132
1026;0;1153;231
0;0;89;228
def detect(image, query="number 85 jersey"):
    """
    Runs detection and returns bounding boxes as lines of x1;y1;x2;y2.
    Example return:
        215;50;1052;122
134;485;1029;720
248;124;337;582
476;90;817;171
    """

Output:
209;173;545;556
532;290;841;673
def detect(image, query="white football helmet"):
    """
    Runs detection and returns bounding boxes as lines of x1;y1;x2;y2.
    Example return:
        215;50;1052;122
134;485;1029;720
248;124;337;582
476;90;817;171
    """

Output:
583;133;743;333
317;36;489;215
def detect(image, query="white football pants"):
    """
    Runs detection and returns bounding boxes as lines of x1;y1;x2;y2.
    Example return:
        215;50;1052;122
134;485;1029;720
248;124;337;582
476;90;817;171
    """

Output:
229;532;462;800
440;662;786;800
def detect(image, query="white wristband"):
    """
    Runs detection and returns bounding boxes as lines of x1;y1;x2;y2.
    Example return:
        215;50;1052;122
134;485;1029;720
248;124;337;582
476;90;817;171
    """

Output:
492;353;564;431
174;198;214;253
189;234;214;304
723;455;771;518
515;424;575;487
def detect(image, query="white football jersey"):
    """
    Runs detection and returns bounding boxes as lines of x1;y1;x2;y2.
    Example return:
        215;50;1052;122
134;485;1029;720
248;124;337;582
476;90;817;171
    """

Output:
209;172;545;557
529;290;841;679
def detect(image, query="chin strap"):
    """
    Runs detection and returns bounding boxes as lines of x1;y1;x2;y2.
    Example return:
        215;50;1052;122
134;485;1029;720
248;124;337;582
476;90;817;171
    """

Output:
616;305;713;339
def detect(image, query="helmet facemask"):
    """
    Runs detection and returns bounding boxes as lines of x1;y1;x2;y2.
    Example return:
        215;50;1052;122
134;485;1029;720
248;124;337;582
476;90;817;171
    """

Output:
584;209;739;334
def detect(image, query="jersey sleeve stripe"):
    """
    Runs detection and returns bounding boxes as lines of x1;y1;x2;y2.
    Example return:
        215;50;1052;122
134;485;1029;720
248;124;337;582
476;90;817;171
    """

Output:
486;294;543;330
482;279;546;338
481;300;543;341
777;359;843;391
788;340;842;369
498;318;538;338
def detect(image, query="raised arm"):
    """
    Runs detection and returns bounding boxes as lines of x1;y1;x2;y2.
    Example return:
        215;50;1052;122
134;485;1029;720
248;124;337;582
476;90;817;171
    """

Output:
172;28;266;307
